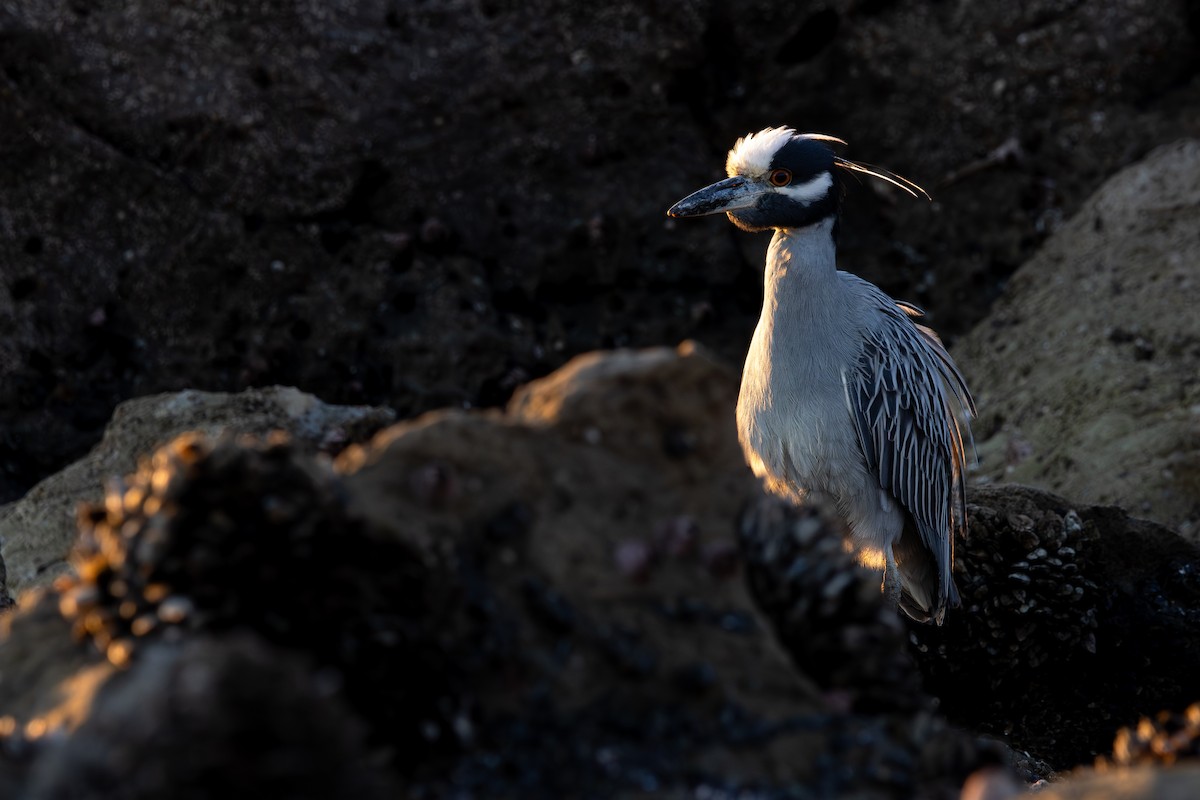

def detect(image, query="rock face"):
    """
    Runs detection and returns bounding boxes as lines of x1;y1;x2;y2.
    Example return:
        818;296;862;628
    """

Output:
23;636;401;800
738;498;925;715
2;345;1199;796
958;140;1200;537
0;386;394;602
906;485;1200;769
0;346;1004;799
3;0;1199;508
338;343;993;796
739;478;1200;772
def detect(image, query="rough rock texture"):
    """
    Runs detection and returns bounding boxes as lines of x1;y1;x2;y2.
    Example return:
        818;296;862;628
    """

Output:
0;346;1008;799
738;497;926;716
0;433;466;778
0;386;394;600
1032;765;1200;800
1106;703;1200;769
907;485;1200;769
23;636;400;800
339;343;999;797
959;140;1200;536
3;0;1198;507
0;590;106;733
740;478;1200;772
1;345;1199;795
52;432;465;767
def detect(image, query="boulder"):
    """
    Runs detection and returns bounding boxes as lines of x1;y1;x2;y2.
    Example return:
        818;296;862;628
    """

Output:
0;386;393;600
906;486;1200;768
957;140;1200;537
2;344;1198;796
23;636;400;800
0;345;1005;798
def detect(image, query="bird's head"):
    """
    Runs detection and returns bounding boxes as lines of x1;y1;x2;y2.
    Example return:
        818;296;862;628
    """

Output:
667;126;927;233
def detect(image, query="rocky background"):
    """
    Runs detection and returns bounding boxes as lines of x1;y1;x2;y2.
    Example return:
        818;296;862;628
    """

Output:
1;0;1200;797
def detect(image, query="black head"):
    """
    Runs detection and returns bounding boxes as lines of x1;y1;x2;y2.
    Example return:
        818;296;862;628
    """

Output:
668;127;926;233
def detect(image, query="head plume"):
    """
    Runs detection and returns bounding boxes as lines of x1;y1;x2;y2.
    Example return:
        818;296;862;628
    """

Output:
833;156;930;200
725;126;929;200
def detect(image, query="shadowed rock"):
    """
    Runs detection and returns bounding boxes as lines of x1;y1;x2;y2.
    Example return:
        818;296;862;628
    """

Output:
0;345;1009;798
907;485;1200;768
32;432;469;770
2;344;1199;795
23;636;400;800
0;387;394;601
4;0;1199;518
738;495;1014;789
738;497;924;715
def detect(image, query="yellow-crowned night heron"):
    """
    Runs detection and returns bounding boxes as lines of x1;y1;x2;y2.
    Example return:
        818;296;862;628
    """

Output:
668;127;975;624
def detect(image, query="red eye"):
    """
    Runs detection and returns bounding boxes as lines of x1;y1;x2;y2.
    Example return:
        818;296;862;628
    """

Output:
769;168;792;187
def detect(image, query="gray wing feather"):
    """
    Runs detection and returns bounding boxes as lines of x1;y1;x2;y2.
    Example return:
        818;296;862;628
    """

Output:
839;275;975;607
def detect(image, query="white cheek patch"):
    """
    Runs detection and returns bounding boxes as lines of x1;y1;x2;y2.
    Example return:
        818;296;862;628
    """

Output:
777;171;832;206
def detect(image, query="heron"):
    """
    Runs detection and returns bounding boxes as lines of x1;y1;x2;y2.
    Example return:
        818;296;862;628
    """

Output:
668;127;975;624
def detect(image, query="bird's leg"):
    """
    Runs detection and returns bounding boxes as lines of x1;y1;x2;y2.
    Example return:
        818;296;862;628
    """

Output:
881;553;902;609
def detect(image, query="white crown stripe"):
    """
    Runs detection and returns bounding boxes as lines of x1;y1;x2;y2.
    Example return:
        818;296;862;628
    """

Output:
724;127;850;180
726;126;797;178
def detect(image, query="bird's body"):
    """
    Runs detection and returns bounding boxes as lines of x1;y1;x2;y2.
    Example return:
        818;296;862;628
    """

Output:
669;127;975;624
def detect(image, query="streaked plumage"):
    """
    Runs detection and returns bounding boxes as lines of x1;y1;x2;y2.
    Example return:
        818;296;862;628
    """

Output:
668;127;975;624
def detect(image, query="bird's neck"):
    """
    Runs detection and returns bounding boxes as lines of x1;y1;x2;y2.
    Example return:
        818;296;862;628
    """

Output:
763;217;840;306
743;215;848;401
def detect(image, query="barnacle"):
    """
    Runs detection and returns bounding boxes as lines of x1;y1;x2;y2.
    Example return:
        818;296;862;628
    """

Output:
738;496;925;713
909;504;1099;677
54;432;464;763
1105;703;1200;768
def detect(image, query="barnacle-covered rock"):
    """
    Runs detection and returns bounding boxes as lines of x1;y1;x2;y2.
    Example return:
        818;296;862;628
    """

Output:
55;432;468;765
738;495;924;713
908;485;1200;768
909;492;1100;677
1103;703;1200;769
23;635;400;800
1;387;397;600
737;495;1016;789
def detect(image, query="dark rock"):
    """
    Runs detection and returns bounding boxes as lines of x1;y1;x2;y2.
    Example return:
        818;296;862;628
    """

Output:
907;485;1200;769
520;576;575;635
0;387;396;599
339;346;1009;797
701;537;742;579
739;496;927;715
614;538;658;582
5;0;1197;515
5;344;1199;796
55;432;472;767
23;636;400;800
653;515;700;559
